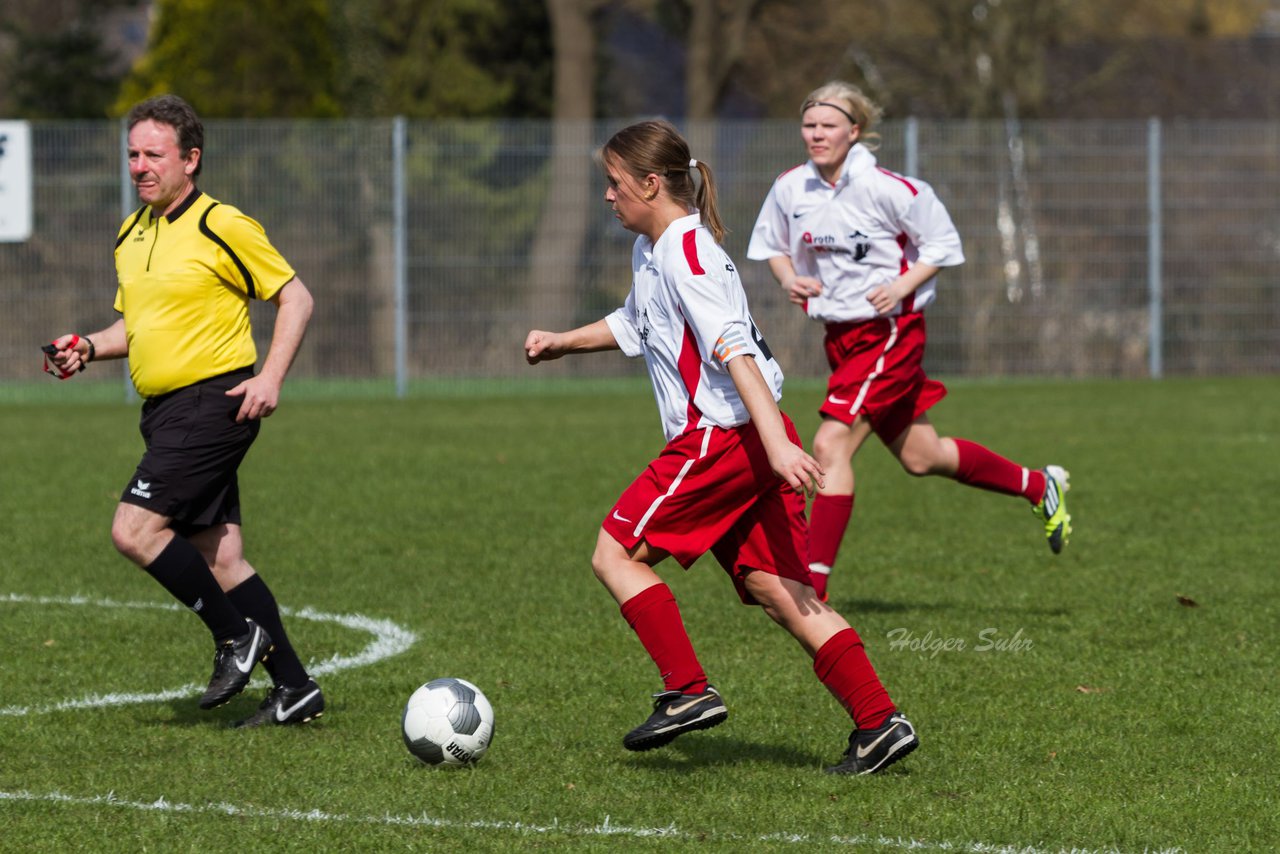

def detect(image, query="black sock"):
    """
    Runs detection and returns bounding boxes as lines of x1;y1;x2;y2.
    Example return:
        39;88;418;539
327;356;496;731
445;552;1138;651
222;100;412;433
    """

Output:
227;574;310;688
144;536;246;643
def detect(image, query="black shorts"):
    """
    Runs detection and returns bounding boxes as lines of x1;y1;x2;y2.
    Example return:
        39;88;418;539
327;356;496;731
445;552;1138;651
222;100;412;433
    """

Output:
120;367;260;537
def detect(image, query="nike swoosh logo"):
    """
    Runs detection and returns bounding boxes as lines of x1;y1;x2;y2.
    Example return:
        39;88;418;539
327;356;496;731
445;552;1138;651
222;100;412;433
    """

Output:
827;394;850;405
856;721;903;759
233;628;262;673
275;688;321;722
792;212;803;218
665;696;714;716
612;510;632;523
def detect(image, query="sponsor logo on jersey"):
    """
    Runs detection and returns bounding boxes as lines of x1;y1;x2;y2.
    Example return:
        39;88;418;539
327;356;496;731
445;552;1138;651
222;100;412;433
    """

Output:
130;479;152;499
802;231;849;254
849;230;871;261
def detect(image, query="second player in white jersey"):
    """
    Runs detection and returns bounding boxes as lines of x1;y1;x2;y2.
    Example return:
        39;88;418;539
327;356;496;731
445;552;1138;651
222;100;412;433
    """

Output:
746;80;1072;606
747;143;964;324
607;212;783;442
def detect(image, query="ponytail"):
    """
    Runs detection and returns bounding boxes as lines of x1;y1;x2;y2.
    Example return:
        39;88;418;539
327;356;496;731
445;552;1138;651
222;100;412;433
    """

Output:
689;159;725;243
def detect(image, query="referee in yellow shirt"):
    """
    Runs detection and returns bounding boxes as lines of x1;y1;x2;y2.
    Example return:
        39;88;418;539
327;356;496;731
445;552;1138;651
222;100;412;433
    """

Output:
48;95;323;728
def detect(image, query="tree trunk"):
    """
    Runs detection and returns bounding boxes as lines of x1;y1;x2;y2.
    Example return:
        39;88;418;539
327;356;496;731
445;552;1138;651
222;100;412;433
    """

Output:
514;0;604;369
686;0;759;120
684;0;761;198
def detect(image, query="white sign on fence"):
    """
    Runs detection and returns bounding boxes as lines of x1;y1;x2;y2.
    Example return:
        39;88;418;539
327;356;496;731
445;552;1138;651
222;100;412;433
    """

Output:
0;121;33;242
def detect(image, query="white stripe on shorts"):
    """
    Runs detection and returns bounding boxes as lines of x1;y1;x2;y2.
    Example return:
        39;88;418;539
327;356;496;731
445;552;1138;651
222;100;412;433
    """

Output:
633;426;714;537
847;317;900;416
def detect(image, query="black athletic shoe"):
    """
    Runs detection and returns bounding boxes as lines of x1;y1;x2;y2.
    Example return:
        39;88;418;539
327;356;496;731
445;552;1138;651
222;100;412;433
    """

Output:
198;619;273;710
826;712;918;775
233;679;325;728
622;686;728;751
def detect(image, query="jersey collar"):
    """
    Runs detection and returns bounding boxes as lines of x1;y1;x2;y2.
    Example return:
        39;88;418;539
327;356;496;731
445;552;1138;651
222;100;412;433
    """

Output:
163;187;204;223
805;143;877;189
647;212;702;259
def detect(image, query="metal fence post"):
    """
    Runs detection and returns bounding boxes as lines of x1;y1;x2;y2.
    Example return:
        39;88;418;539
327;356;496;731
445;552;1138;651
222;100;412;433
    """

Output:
393;116;408;398
904;116;919;178
1148;117;1163;379
119;119;138;403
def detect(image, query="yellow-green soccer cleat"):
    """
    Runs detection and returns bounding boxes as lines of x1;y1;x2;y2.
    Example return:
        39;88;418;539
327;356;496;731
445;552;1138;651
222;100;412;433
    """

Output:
1033;465;1071;554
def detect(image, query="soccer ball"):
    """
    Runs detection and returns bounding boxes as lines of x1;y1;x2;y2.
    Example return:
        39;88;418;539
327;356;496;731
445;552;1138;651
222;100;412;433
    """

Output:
402;678;495;766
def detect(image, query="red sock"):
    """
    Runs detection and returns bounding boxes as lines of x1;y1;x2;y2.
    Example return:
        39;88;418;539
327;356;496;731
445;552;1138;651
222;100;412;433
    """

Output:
808;494;854;589
813;628;895;730
953;438;1045;503
619;583;707;694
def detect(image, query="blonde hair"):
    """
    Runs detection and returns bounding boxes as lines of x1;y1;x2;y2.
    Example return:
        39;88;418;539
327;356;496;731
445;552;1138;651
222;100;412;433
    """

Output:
802;81;883;151
601;119;726;243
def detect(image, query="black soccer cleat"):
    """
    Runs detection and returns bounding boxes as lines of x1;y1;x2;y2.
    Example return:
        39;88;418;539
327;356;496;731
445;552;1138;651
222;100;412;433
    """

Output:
233;679;325;728
198;619;273;710
622;685;728;751
825;712;919;775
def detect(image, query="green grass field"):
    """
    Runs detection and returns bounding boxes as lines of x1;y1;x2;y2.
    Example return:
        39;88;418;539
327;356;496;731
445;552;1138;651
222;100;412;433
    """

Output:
1;376;1276;852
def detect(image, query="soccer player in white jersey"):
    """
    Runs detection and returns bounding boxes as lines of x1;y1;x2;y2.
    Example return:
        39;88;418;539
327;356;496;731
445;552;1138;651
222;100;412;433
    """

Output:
748;81;1072;602
525;119;917;775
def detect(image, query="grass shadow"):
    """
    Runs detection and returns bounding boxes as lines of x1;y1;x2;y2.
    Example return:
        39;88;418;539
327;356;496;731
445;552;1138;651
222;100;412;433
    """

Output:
151;694;259;728
626;734;919;778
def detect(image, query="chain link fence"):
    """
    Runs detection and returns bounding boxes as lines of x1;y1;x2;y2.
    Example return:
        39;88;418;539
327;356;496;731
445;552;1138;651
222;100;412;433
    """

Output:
3;118;1278;396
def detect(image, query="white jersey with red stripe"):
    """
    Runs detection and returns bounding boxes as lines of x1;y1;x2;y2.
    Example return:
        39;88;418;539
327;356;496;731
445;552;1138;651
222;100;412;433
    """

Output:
606;213;784;443
747;143;965;324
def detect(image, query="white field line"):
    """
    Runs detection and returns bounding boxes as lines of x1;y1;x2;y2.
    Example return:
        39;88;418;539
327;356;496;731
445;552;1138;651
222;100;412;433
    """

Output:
0;789;1185;853
0;592;417;717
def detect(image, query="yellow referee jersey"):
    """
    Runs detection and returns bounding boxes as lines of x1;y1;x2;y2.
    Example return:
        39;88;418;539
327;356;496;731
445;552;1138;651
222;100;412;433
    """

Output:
113;189;296;397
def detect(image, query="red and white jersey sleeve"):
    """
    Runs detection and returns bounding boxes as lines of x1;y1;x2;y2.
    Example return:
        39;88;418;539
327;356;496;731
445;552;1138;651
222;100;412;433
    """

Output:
747;144;964;324
606;213;784;443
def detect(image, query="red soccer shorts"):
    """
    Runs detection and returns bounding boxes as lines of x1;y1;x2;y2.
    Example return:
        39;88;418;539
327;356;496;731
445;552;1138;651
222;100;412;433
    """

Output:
819;312;947;444
601;417;811;605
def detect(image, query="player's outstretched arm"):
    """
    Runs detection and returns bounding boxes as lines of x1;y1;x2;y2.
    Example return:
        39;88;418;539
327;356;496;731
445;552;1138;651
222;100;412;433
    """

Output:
525;319;619;365
726;354;824;496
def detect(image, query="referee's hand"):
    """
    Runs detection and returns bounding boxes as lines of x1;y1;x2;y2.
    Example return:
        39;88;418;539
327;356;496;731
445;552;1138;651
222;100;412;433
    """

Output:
43;334;85;379
225;374;281;421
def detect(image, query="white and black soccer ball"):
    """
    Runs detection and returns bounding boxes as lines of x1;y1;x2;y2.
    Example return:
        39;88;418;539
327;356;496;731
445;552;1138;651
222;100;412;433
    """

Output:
402;678;495;766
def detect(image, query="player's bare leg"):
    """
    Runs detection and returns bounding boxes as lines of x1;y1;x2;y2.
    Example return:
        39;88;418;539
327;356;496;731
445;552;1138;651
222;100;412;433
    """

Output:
590;527;667;604
742;570;851;656
888;415;959;477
